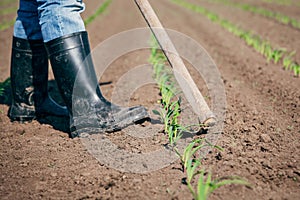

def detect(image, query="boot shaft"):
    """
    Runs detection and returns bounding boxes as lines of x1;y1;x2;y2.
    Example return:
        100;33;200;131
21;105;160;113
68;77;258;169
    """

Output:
45;31;102;115
9;37;69;122
10;37;49;107
45;31;149;137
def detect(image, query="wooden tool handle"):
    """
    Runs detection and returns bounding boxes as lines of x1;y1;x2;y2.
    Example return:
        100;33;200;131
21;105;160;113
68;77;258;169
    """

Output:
134;0;216;126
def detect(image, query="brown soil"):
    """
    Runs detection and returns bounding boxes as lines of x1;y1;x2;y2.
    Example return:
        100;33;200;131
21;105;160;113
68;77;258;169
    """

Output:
0;0;299;199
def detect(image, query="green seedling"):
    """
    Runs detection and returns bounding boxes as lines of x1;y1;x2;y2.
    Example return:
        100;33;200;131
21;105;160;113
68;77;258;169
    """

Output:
149;29;250;199
195;170;249;200
211;0;300;30
175;139;206;170
263;0;292;6
149;36;184;145
175;139;223;173
252;36;262;52
291;63;300;76
263;43;273;62
283;51;295;70
175;139;206;197
171;0;299;76
271;48;286;64
84;0;111;26
260;41;267;55
291;19;300;29
175;139;247;200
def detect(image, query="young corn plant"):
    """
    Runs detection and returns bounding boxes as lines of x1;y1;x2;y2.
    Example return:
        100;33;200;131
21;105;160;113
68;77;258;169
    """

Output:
84;0;111;26
176;139;248;200
272;49;286;64
149;36;249;200
291;63;300;76
171;0;300;76
149;36;184;145
210;0;300;30
195;169;249;200
283;51;296;70
175;139;218;171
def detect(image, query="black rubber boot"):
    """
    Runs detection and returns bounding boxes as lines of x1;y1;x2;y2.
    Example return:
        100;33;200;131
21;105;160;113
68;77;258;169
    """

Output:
8;37;69;122
45;31;149;138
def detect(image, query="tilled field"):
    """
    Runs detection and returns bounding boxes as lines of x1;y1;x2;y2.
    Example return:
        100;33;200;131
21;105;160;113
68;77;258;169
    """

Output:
0;0;299;199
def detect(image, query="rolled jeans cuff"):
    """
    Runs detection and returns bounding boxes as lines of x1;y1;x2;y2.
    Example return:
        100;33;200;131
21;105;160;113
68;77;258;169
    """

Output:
14;0;86;42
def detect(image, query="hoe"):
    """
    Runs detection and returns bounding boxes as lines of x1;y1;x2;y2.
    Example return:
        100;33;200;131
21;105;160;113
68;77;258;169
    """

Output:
135;0;216;127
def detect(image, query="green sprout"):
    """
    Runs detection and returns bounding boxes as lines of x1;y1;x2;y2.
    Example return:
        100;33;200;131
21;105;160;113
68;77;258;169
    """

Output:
149;29;249;200
171;0;299;76
175;139;248;200
149;36;184;145
291;63;300;76
195;170;249;200
209;0;300;30
271;49;286;64
84;0;111;26
283;51;296;70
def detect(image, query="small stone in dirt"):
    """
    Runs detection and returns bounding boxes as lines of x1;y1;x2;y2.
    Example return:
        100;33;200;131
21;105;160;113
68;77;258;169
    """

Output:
50;172;57;177
262;160;272;169
293;170;300;176
242;126;251;132
81;172;91;177
132;178;142;183
286;126;294;131
104;182;115;190
260;146;268;152
17;129;26;135
19;162;28;167
181;177;187;185
215;152;222;160
259;134;272;143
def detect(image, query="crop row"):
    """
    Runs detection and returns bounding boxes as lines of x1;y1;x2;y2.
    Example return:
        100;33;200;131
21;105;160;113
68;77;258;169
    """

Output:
207;0;300;30
262;0;300;6
149;37;248;200
170;0;300;76
149;36;183;145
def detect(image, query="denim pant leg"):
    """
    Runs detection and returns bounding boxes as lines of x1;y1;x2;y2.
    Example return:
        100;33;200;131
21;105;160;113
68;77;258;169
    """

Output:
14;0;43;40
37;0;86;42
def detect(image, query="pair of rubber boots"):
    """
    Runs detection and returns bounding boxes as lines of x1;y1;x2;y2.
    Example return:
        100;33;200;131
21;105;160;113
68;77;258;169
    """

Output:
8;31;149;138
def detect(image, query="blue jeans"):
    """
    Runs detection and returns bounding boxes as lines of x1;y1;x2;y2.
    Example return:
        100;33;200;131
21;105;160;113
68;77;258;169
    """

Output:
14;0;86;42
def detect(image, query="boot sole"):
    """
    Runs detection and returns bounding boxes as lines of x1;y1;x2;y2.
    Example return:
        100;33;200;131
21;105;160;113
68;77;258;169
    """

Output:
70;115;150;138
9;116;35;123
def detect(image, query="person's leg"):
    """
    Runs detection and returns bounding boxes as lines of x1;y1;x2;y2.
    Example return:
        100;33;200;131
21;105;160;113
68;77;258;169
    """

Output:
9;0;68;122
37;0;86;42
45;31;149;137
14;0;43;40
38;1;149;137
